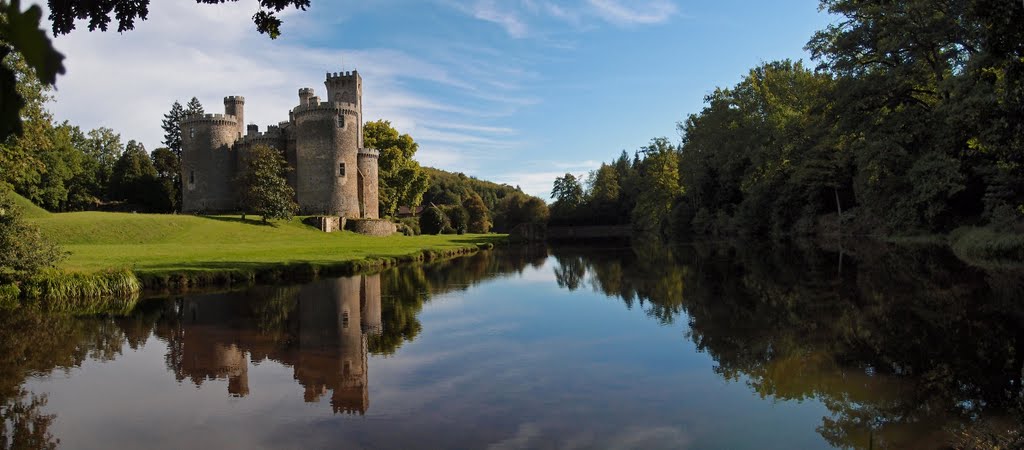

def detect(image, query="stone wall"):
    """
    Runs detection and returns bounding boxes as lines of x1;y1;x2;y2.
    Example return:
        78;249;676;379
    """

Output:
302;215;342;233
346;218;397;236
181;115;240;213
294;105;361;216
357;149;379;219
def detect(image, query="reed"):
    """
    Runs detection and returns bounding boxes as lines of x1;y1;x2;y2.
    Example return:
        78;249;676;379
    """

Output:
25;269;142;314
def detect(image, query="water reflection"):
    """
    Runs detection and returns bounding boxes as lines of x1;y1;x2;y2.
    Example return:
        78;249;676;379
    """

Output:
548;240;1024;448
2;242;1021;448
155;274;381;413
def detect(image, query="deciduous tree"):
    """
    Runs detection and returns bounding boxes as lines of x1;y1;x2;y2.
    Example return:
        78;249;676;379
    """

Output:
237;144;297;222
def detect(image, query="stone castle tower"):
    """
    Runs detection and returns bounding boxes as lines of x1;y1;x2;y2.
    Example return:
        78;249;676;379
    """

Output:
180;70;379;218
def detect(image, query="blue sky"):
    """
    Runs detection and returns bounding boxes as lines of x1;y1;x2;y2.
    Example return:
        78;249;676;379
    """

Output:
48;0;833;199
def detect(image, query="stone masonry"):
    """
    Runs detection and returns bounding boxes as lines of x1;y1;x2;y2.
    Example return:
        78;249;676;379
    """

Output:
180;70;380;219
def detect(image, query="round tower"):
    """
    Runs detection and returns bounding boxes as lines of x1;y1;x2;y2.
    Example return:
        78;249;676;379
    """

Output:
357;148;379;219
298;88;315;106
180;114;240;213
223;96;245;139
292;100;361;216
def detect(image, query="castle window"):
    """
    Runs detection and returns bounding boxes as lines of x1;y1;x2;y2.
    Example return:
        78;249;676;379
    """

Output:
339;162;346;177
189;170;195;185
342;311;350;329
337;113;345;128
189;127;194;139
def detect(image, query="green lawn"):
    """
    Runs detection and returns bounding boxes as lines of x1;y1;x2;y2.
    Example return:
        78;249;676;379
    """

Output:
28;210;503;274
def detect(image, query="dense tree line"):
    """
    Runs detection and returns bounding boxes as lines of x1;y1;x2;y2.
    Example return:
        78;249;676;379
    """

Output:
556;1;1024;239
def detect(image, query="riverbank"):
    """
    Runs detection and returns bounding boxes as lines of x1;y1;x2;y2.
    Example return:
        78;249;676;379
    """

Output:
2;208;504;309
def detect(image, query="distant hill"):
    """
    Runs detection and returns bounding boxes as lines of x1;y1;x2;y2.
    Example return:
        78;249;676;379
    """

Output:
421;167;522;210
8;191;51;218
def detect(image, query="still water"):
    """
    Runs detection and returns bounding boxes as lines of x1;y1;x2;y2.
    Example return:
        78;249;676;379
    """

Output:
2;242;1022;449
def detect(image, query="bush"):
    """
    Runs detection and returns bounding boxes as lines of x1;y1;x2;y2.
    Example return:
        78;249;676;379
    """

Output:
398;216;421;236
0;189;66;284
419;206;450;235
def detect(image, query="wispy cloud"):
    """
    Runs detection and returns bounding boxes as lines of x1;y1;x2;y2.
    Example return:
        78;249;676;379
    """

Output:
450;0;678;38
586;0;678;25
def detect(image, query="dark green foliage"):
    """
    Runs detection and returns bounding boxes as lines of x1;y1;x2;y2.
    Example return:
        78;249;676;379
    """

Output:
421;167;521;212
396;216;420;236
185;97;204;117
419;205;450;235
0;188;65;284
46;0;310;39
150;147;179;212
444;204;468;234
237;144;297;222
161;101;184;158
109;140;163;209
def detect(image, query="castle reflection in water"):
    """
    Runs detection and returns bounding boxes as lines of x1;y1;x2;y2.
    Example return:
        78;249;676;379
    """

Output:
157;274;382;415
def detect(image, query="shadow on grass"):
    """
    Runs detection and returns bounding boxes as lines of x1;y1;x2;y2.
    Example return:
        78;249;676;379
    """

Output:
199;215;276;227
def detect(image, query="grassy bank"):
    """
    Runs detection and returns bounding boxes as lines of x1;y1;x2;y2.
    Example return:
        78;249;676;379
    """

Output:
8;200;503;303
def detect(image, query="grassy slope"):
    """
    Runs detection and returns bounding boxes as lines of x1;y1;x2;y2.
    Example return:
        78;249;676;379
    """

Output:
30;212;502;274
10;191;50;218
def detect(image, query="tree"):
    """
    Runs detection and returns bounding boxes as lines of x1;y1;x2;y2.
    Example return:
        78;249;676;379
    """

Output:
589;164;620;204
161;101;185;158
632;138;680;233
185;97;204;117
463;193;492;233
47;0;312;39
81;127;123;201
150;147;179;212
0;47;50;189
237;144;297;222
492;192;549;232
0;187;64;284
363;120;429;217
109;140;161;209
0;1;65;144
551;173;584;209
418;205;449;235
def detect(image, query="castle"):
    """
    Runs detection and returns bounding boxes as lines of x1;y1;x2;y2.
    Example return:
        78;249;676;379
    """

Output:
180;70;379;218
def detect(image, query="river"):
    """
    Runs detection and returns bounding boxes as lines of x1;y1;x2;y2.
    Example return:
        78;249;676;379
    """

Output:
1;241;1022;449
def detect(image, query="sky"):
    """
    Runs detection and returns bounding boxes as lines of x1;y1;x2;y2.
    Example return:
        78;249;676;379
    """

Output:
46;0;834;200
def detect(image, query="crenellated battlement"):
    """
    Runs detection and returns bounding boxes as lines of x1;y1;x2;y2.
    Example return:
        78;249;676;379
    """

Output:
326;70;359;81
357;148;380;158
291;101;360;119
224;96;245;103
183;113;238;126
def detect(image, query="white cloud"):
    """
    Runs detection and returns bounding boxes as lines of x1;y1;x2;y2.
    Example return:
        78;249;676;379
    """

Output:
587;0;678;25
46;0;533;177
451;0;678;38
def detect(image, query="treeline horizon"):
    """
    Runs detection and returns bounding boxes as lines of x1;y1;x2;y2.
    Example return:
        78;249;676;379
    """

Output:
550;0;1023;240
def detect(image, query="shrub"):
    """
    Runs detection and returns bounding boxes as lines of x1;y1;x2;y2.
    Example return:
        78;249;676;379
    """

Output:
444;205;469;234
419;205;450;235
0;189;66;285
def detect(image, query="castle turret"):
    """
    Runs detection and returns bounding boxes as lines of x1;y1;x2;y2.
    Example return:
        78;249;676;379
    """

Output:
292;97;361;216
325;71;363;147
180;114;240;213
357;148;380;219
299;88;314;106
223;96;245;139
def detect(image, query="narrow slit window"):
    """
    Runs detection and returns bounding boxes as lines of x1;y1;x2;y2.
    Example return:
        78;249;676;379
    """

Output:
189;127;195;138
337;113;345;128
189;170;195;185
339;162;346;177
342;311;350;329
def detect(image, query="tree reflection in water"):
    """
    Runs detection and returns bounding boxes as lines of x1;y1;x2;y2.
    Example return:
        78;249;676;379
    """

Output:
548;240;1024;449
